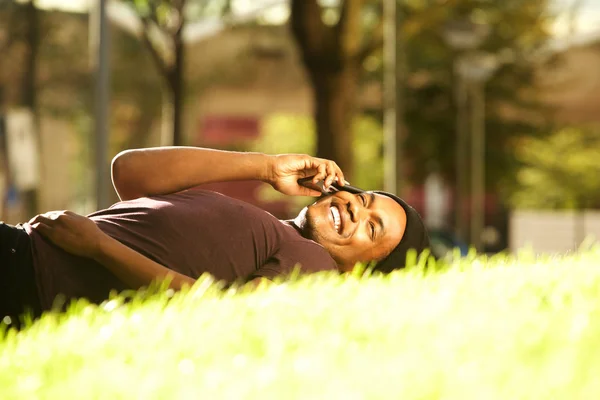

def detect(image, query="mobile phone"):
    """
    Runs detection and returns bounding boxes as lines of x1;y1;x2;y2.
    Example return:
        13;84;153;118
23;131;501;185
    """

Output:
297;176;334;195
297;176;363;195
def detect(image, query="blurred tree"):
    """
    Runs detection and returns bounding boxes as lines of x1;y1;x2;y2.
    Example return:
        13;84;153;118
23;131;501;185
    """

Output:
509;126;600;209
0;0;18;217
110;27;162;150
395;0;553;190
119;0;232;146
18;0;41;216
0;1;37;103
0;0;41;217
0;1;18;57
251;112;384;210
290;0;553;194
19;0;39;114
290;0;383;179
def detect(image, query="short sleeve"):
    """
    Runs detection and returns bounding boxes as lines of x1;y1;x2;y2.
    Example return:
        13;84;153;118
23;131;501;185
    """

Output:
249;240;338;281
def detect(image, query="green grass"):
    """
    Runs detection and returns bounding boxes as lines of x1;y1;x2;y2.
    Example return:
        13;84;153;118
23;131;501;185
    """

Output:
2;247;600;399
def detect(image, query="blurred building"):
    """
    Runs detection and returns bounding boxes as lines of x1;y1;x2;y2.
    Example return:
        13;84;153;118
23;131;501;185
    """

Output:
538;39;600;125
507;38;600;253
2;6;600;228
1;9;383;221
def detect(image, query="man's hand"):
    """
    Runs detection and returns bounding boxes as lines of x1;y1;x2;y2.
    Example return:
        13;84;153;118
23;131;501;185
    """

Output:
30;210;196;290
29;211;108;259
266;154;346;197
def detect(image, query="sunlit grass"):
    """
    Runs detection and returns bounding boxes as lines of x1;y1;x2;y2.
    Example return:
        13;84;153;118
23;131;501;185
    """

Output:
2;246;600;399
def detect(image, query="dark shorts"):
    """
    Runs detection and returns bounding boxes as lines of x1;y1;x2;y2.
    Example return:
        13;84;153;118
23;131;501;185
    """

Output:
0;222;42;326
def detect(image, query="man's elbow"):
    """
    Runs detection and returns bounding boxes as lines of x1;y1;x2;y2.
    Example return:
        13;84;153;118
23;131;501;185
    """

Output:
111;150;139;201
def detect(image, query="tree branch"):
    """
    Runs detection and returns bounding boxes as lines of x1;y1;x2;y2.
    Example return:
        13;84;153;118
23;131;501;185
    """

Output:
335;0;365;59
140;17;170;79
221;0;233;16
356;8;383;62
290;0;328;57
173;0;186;36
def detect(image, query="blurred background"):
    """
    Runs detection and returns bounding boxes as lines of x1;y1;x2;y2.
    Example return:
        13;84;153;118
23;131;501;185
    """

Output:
0;0;599;257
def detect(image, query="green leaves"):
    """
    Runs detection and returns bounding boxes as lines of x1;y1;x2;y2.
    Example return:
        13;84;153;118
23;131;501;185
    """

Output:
511;126;600;209
360;0;553;191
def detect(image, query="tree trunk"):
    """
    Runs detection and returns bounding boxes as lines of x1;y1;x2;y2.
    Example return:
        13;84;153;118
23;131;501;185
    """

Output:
22;0;38;111
170;28;185;146
20;0;40;217
289;0;365;180
308;63;359;178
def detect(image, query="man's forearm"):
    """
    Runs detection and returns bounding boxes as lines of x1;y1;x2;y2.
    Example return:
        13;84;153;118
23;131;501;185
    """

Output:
111;147;272;200
93;234;196;291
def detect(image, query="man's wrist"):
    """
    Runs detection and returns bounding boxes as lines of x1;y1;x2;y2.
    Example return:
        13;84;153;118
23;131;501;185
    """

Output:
256;153;275;184
92;233;116;263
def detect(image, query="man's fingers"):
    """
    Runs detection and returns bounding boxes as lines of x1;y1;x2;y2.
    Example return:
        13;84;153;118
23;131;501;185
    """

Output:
332;162;345;187
31;211;63;225
309;159;344;188
325;161;344;187
324;163;337;187
46;211;65;220
31;221;53;238
301;168;318;179
313;164;327;183
35;214;57;226
324;161;343;188
299;157;345;188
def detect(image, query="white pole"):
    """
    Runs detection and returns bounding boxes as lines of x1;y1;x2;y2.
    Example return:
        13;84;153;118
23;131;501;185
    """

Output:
470;80;485;252
92;0;111;209
383;0;397;194
454;63;468;242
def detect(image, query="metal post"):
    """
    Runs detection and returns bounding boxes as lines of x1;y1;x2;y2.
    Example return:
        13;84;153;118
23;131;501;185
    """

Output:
394;4;406;197
0;115;8;219
454;63;468;242
470;80;485;252
383;0;396;194
91;0;111;209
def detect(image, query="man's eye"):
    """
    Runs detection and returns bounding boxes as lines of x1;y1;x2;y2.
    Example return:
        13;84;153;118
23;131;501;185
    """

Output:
369;222;375;239
360;194;367;206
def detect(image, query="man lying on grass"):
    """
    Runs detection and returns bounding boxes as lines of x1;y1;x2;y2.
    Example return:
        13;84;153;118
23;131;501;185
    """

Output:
0;147;429;322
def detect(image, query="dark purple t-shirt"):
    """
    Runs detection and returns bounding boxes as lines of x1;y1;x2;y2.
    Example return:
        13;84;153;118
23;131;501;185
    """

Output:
24;188;337;310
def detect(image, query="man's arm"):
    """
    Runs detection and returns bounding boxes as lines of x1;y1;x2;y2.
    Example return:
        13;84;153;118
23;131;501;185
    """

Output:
29;211;195;290
111;147;271;201
93;234;196;290
30;211;269;291
111;147;346;201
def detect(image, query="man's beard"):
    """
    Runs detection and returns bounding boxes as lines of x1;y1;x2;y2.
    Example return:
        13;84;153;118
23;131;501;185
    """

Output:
294;203;342;267
294;206;321;243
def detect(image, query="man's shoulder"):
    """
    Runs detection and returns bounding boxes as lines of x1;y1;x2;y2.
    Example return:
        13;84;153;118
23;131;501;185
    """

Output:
278;233;338;272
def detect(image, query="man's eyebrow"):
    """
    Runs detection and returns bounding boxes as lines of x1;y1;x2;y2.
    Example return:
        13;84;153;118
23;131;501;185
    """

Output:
369;192;385;237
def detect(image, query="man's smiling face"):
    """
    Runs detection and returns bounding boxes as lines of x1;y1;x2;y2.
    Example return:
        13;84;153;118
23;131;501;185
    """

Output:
295;191;407;271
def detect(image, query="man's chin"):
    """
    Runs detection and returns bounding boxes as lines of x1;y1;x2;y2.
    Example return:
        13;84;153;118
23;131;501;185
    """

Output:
298;207;325;243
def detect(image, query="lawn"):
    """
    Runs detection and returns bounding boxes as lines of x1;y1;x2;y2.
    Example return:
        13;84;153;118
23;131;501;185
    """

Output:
1;247;600;399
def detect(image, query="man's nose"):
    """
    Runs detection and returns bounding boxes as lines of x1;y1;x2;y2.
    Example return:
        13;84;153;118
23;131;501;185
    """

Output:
348;198;367;223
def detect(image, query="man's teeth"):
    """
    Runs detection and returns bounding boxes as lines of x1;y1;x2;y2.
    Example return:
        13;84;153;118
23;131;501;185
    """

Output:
330;206;341;233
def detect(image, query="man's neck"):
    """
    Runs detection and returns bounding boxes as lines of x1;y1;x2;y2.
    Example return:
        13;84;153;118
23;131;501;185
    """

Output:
281;219;303;236
282;207;308;238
